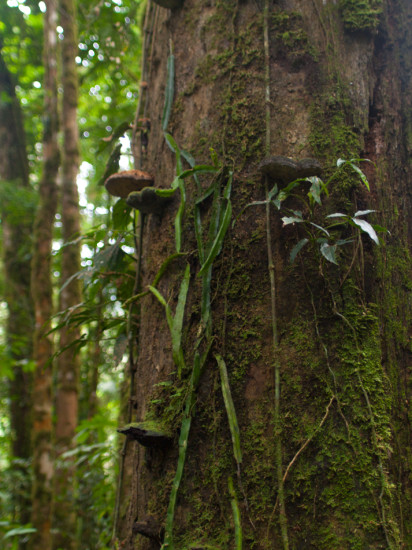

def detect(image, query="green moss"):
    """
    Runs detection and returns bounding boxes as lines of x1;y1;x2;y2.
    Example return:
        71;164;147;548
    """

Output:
339;0;383;32
271;10;320;65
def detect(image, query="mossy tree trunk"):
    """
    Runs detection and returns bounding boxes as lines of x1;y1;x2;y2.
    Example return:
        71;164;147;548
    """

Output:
0;43;34;545
30;0;60;548
116;1;411;549
52;0;81;547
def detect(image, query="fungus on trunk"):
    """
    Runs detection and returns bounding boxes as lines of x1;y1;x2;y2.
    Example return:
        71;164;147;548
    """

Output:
117;421;172;448
104;169;154;198
126;186;174;216
258;155;322;184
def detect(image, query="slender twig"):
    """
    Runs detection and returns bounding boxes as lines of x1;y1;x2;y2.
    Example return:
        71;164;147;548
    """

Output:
282;396;334;483
263;0;289;546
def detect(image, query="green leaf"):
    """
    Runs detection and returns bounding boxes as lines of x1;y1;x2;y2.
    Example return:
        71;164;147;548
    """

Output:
320;242;338;264
4;527;37;539
171;264;190;377
290;238;309;263
161;54;175;132
112;198;132;230
281;215;303;225
309;222;330;236
198;200;232;276
216;354;242;465
152;253;186;287
336;158;346;167
148;286;173;331
354;209;376;217
308;176;323;205
351;218;379;244
155;188;177;198
349;162;370;191
175;179;186;253
164;133;182;175
228;477;242;550
326;212;347;218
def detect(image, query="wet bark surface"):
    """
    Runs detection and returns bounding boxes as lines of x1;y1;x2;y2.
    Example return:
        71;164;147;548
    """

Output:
117;1;411;548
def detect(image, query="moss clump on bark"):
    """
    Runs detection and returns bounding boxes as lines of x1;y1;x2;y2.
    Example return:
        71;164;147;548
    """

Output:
339;0;383;32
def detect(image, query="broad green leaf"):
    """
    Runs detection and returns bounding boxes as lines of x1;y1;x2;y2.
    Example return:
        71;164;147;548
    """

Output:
216;354;242;465
281;215;303;225
161;54;175;131
320;242;338;264
112;198;132;230
198;200;232;276
290;238;309;263
308;176;323;205
351;218;379;244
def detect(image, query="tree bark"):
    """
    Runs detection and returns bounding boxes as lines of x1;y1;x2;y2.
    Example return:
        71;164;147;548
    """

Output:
30;0;60;548
52;0;81;547
117;0;411;549
0;43;34;543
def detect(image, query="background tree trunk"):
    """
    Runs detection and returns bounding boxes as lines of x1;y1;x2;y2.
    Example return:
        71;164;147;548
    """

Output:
52;0;81;547
0;43;34;544
30;0;60;547
116;0;411;549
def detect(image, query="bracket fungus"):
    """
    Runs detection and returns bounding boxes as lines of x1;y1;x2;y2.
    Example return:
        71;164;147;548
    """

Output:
117;421;172;448
258;155;322;185
132;516;163;544
104;169;154;199
126;187;174;216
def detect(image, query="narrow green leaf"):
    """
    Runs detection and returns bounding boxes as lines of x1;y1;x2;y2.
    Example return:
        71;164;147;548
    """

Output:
320;242;338;264
161;54;175;131
194;205;204;264
175;179;186;253
351;218;379;244
152;253;186;287
164;133;182;175
198;200;232;276
290;238;309;263
349;162;370;191
171;264;190;377
309;222;330;236
354;209;376;217
326;212;347;218
228;477;242;550
4;527;37;540
178;165;218;179
216;354;242;465
337;158;346;167
148;286;173;331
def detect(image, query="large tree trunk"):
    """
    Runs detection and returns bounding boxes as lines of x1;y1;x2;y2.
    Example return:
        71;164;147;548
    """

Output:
117;1;411;548
52;0;81;547
30;0;60;548
0;44;34;543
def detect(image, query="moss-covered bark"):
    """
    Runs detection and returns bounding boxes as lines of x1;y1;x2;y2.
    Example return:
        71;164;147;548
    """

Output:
116;0;411;548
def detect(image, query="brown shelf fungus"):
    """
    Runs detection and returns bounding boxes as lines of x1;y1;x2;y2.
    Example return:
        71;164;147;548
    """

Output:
117;421;172;448
126;187;174;216
258;155;322;185
132;516;163;544
104;169;154;199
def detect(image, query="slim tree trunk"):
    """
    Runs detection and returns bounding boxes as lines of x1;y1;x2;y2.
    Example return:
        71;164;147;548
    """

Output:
52;0;81;547
116;1;411;549
0;44;34;542
30;0;60;548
